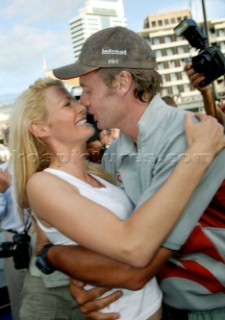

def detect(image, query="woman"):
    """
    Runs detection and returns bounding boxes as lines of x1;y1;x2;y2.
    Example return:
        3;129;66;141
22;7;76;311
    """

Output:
10;78;224;320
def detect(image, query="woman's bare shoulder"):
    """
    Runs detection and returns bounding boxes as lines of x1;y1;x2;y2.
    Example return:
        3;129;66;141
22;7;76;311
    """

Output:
27;170;79;194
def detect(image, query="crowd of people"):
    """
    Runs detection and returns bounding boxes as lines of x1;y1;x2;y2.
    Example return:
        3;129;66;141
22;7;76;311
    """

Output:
0;26;225;320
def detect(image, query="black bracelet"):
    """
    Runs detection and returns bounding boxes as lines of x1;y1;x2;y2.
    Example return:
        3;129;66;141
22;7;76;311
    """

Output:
36;243;56;275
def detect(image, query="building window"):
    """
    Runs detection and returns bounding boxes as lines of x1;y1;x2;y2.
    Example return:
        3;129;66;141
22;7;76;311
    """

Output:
158;20;163;26
167;48;173;55
152;21;156;28
155;50;162;58
219;29;225;37
165;18;169;25
170;73;177;81
164;36;171;43
184;84;191;92
161;88;168;96
220;41;225;49
171;18;176;24
144;18;150;29
100;17;110;29
169;61;176;68
177;46;185;54
182;72;188;80
157;62;164;70
153;37;160;45
172;85;179;95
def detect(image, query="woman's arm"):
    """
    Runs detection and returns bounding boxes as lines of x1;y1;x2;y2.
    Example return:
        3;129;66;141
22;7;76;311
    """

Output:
27;113;225;267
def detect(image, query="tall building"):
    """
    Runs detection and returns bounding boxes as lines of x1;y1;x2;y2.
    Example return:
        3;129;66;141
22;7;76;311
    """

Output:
139;9;225;111
69;0;127;61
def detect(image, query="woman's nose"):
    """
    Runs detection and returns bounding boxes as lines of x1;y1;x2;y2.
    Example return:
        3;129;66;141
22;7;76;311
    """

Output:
76;102;87;115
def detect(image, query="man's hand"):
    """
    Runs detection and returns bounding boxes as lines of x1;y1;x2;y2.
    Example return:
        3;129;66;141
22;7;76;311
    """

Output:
69;279;122;320
0;168;9;192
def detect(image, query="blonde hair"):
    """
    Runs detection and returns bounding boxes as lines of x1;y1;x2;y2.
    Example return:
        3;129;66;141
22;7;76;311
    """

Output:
9;78;113;212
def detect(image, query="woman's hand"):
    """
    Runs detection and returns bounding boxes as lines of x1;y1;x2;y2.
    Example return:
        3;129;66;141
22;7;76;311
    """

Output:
184;112;225;158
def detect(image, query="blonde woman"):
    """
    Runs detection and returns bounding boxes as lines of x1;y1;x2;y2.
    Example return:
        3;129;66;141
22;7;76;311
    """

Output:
10;78;224;320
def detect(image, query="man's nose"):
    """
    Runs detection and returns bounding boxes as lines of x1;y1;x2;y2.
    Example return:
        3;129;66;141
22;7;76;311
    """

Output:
80;93;89;107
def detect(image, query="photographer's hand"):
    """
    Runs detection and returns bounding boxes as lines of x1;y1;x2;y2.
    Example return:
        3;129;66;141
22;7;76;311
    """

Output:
184;62;210;93
0;168;10;193
184;62;225;125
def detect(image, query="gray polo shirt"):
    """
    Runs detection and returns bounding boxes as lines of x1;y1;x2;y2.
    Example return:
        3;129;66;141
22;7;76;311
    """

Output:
103;94;225;250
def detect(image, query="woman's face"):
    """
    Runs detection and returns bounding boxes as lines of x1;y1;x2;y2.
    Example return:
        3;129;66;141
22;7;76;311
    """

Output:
43;85;94;147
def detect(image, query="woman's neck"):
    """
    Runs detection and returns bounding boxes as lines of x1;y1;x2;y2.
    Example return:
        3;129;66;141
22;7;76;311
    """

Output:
45;141;104;186
49;144;87;176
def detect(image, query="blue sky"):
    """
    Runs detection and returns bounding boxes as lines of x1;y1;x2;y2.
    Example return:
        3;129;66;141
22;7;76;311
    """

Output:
0;0;225;105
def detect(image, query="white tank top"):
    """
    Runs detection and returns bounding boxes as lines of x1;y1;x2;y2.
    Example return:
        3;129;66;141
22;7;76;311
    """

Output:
35;168;162;320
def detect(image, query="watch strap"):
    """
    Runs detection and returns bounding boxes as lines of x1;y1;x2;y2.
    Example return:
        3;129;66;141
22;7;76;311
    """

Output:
36;243;56;275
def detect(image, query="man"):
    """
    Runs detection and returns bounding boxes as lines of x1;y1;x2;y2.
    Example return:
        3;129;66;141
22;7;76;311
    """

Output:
37;27;225;320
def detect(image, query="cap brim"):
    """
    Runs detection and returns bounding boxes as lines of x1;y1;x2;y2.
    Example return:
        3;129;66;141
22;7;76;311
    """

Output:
53;62;99;80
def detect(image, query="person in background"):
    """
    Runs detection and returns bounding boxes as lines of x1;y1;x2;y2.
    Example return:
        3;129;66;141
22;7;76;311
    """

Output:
0;163;27;320
86;114;105;164
99;128;120;150
184;62;225;125
86;139;104;163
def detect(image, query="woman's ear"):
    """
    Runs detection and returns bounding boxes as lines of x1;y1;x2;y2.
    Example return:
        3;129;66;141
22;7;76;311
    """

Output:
29;121;49;138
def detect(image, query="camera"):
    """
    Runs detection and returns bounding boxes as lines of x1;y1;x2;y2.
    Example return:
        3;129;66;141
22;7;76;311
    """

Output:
0;232;30;269
174;18;225;87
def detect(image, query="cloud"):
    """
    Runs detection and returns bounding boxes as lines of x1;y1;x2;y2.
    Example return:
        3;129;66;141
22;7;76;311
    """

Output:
0;0;83;24
0;0;81;101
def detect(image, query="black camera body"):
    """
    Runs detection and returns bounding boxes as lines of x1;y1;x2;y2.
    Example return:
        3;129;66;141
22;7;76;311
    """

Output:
0;232;30;269
174;18;225;87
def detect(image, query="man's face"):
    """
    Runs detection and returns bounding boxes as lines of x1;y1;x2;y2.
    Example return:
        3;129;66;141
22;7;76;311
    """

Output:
80;71;123;130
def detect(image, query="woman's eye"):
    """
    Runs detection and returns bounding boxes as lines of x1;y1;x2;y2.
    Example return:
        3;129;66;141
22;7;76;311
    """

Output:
64;101;71;107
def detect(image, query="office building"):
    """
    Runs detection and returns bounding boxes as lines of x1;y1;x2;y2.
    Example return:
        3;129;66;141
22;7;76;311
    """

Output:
139;9;225;111
69;0;127;61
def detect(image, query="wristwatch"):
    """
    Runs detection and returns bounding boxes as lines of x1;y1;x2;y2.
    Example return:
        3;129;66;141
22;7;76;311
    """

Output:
36;243;56;275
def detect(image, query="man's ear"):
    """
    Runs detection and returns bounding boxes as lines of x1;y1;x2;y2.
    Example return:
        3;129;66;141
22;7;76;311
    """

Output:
29;121;49;138
117;71;133;93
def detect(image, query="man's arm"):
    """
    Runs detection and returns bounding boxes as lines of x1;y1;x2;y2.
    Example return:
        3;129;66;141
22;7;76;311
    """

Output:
67;247;171;319
46;244;172;290
45;244;171;320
